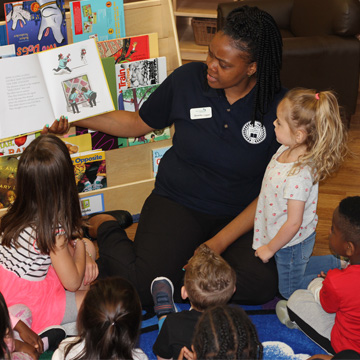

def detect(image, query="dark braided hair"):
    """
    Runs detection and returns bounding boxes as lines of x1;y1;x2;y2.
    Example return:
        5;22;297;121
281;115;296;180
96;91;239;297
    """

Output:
193;305;263;359
338;196;360;245
223;5;282;124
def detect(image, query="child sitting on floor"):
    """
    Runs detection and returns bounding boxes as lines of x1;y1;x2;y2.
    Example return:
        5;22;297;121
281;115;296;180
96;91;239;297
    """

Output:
277;196;360;354
52;277;148;360
178;304;263;360
1;292;65;360
151;244;236;360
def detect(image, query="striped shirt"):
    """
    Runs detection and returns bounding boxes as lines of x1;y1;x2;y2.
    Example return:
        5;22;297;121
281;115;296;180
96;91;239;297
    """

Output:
0;228;52;281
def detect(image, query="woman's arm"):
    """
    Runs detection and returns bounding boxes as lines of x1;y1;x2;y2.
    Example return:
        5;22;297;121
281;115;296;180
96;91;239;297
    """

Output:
255;199;305;263
42;110;154;138
50;235;86;292
204;198;258;255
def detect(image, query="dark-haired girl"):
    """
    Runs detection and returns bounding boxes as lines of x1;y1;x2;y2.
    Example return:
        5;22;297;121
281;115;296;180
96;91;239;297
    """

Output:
52;277;148;360
0;135;98;334
179;305;262;360
46;5;286;307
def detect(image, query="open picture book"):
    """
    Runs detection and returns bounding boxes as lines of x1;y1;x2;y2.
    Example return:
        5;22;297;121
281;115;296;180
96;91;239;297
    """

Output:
0;38;114;141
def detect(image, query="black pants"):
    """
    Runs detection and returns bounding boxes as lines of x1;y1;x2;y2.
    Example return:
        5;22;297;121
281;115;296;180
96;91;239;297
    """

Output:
96;193;278;308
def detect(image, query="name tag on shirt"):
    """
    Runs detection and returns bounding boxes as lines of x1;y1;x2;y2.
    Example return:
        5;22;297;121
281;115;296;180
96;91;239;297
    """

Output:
190;107;212;120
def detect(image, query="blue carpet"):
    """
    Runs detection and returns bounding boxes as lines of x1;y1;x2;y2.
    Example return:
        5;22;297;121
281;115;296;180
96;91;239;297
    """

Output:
139;302;327;360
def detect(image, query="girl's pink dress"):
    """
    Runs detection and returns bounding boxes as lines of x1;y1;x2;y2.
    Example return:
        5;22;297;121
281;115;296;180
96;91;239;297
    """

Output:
0;228;66;333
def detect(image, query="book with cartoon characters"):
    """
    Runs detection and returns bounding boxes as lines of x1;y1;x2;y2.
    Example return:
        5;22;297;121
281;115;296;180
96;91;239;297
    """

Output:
69;0;126;43
96;33;159;64
0;38;114;141
116;56;167;92
71;149;107;193
4;0;68;56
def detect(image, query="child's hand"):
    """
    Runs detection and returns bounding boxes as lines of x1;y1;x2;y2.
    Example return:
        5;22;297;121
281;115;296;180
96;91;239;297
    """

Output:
84;252;99;286
14;320;43;353
255;245;274;263
318;271;327;279
178;346;196;360
15;339;40;360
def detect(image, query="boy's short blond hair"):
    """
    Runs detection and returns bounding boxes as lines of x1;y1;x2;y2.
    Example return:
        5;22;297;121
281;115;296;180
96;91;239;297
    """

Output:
184;244;236;311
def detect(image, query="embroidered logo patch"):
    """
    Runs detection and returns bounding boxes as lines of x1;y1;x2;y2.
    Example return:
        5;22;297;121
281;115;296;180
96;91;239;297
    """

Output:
242;121;266;144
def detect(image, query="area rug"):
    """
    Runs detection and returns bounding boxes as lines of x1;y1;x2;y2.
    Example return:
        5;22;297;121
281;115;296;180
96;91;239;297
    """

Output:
139;301;328;360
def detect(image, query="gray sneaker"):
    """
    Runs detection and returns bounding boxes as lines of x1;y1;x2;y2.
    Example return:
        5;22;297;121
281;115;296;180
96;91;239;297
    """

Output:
151;277;177;318
276;300;298;329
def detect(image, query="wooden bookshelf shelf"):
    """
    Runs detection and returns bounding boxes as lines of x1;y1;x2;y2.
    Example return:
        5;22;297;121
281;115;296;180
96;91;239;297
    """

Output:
172;0;235;61
0;0;181;216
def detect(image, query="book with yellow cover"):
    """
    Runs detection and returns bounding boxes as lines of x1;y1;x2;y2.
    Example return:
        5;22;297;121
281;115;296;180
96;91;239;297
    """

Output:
71;149;106;193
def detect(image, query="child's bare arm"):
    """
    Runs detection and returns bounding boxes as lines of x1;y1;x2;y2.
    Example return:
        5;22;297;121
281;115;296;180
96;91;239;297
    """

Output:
255;199;305;263
14;320;43;353
50;235;86;291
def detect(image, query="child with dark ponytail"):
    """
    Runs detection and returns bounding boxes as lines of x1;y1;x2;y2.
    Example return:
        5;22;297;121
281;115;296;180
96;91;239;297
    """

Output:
53;277;147;360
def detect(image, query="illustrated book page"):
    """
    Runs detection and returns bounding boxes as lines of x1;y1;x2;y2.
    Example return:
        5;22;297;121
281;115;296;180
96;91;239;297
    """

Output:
0;38;114;140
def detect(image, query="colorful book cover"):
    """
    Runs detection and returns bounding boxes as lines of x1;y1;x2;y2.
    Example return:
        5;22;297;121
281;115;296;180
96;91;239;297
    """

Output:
0;133;38;156
0;156;18;208
0;25;7;46
0;44;15;58
152;145;171;177
4;0;68;56
61;133;92;154
122;84;160;112
71;149;107;193
97;33;157;64
116;56;167;92
70;0;125;43
75;126;125;151
129;127;171;147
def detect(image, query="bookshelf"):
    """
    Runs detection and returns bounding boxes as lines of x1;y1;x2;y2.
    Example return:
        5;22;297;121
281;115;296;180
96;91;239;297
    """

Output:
0;0;181;215
172;0;234;61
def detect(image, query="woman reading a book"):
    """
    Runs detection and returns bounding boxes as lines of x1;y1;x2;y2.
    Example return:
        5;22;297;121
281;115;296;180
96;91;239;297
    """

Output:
46;6;286;308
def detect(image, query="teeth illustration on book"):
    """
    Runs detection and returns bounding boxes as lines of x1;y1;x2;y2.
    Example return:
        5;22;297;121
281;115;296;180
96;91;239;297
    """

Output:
4;0;68;56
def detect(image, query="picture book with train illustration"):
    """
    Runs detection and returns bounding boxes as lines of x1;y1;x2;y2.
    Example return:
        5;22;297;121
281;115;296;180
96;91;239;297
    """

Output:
0;38;114;141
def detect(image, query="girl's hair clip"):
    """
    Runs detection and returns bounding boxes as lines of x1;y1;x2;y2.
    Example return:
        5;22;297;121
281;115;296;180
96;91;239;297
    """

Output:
315;93;320;100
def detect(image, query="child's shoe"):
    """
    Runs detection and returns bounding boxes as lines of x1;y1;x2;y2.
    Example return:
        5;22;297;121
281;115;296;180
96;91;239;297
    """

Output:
276;300;298;329
151;277;177;318
39;325;66;351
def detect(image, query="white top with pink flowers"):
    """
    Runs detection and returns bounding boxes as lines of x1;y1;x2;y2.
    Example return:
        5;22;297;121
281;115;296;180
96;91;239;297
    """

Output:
252;145;318;250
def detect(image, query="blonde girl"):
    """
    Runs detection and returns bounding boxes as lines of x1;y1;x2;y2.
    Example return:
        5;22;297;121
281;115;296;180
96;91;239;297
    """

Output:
253;88;348;299
0;135;98;334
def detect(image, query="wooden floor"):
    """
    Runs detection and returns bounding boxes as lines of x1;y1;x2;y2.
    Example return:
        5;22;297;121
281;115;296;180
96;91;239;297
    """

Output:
125;88;360;257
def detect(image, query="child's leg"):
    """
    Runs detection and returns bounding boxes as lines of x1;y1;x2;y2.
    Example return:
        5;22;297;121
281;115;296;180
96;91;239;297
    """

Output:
61;290;87;336
8;304;33;341
275;233;315;299
287;289;335;354
301;254;341;287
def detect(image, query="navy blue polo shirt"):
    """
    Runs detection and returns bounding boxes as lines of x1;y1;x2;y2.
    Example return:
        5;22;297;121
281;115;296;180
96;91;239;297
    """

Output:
139;62;287;217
